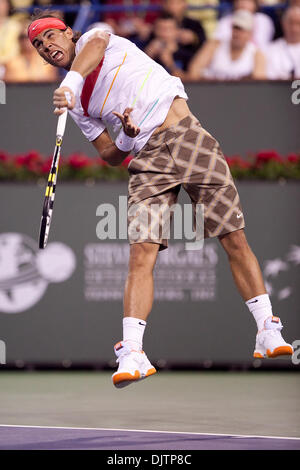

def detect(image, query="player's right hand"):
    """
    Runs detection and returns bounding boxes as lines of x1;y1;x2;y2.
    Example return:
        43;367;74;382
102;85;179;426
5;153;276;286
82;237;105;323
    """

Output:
53;86;75;115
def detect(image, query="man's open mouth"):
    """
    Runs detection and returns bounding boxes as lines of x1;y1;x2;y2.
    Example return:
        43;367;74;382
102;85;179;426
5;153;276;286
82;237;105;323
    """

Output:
50;50;64;62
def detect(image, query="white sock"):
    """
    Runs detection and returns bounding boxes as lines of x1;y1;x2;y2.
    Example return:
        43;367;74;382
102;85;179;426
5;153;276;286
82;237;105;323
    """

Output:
123;317;146;351
246;294;273;331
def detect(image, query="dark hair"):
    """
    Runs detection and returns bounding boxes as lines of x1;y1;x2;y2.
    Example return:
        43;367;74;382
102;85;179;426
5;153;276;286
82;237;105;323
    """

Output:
234;0;259;11
157;12;179;24
29;9;81;43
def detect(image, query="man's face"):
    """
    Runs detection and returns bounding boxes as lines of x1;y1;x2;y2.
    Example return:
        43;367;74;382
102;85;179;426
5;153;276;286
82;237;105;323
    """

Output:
231;25;252;48
32;27;75;68
154;19;178;42
163;0;187;18
0;0;9;18
234;0;256;13
283;11;300;44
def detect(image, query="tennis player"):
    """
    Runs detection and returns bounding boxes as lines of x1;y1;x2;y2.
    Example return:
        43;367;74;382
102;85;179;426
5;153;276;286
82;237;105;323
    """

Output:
28;11;293;388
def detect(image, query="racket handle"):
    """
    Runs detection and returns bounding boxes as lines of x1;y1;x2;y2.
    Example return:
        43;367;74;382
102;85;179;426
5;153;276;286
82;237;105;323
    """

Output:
56;109;68;138
56;91;71;138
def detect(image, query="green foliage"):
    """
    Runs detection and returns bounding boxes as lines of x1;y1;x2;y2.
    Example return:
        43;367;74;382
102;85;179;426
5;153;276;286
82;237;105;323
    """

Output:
0;150;299;182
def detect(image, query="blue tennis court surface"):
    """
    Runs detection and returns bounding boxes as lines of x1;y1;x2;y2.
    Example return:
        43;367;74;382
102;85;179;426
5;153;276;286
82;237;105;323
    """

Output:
1;425;300;450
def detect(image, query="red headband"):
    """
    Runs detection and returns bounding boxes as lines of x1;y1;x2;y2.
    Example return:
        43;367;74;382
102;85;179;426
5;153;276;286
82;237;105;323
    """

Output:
28;18;67;43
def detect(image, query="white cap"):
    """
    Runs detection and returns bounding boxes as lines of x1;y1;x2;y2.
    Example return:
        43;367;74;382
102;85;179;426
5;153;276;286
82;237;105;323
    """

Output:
232;10;254;31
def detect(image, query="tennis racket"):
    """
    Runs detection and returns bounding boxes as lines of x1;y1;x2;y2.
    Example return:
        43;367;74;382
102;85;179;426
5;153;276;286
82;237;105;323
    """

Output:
39;109;68;249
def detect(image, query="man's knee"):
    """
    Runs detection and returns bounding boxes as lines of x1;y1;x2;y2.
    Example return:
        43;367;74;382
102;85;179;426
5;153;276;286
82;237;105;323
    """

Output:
128;242;160;273
219;229;250;256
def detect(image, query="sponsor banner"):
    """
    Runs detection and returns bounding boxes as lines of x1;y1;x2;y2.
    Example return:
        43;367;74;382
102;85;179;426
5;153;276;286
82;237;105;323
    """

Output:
84;242;218;302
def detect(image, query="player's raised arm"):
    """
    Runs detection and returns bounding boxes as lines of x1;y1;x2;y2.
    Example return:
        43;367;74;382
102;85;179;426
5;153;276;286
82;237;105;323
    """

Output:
71;30;110;78
53;30;110;114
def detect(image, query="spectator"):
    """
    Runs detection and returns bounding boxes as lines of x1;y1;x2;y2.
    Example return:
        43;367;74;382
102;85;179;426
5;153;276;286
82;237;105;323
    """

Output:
265;6;300;79
186;0;219;39
187;10;266;80
0;0;21;74
36;0;77;26
162;0;206;53
214;0;275;48
4;21;59;82
144;13;195;77
257;0;282;4
103;0;160;45
10;0;32;7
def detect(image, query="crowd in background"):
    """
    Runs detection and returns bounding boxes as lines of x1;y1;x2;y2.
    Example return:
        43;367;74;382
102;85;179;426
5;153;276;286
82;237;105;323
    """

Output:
1;0;300;83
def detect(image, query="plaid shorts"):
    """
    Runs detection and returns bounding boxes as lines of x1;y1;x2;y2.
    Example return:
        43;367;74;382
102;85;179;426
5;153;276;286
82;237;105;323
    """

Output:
127;113;245;250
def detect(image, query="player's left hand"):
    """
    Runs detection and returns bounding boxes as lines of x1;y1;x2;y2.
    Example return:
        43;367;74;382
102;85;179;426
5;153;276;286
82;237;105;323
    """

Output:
112;108;140;137
53;86;75;115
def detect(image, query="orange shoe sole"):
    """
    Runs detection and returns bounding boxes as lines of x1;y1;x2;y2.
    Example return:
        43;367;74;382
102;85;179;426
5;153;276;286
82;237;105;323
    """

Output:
142;367;157;379
267;345;293;358
253;352;264;358
253;346;293;359
113;368;157;389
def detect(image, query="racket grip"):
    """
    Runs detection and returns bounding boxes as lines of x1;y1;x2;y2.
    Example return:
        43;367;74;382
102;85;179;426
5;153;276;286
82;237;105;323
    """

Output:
56;109;68;138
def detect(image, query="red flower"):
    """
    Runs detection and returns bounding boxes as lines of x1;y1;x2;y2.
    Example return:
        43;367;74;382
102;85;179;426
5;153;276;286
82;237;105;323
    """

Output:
14;151;42;170
121;155;133;167
226;155;250;169
255;150;282;166
0;151;8;162
95;157;108;167
27;151;43;172
68;153;93;169
286;153;299;164
226;156;238;168
41;157;53;174
14;154;27;166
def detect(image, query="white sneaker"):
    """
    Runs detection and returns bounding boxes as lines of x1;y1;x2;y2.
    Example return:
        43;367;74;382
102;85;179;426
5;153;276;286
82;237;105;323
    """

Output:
253;316;294;359
112;341;157;389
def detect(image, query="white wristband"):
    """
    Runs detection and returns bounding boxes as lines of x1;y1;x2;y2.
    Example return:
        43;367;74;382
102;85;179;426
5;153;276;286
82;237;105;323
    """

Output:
60;70;84;95
115;130;135;152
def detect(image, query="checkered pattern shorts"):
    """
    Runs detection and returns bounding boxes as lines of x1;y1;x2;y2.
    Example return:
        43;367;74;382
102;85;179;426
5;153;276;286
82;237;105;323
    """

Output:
127;113;245;250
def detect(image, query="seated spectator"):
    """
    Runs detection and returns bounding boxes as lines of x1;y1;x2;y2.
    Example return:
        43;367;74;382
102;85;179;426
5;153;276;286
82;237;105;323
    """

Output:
103;0;161;46
36;0;77;26
0;0;21;73
214;0;275;48
4;22;59;82
187;10;266;80
186;0;219;39
126;17;156;49
10;0;32;7
162;0;206;53
144;13;196;77
265;6;300;79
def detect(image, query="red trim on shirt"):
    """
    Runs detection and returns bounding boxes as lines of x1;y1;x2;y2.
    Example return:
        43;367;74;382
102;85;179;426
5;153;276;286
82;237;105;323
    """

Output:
80;56;105;117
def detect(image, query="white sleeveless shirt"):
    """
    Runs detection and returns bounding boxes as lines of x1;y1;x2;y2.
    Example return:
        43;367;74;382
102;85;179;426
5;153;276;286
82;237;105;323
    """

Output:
203;41;257;80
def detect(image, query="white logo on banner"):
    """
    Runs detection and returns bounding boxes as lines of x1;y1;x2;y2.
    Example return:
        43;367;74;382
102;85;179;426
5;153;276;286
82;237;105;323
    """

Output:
0;233;76;313
84;242;218;302
263;245;300;300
